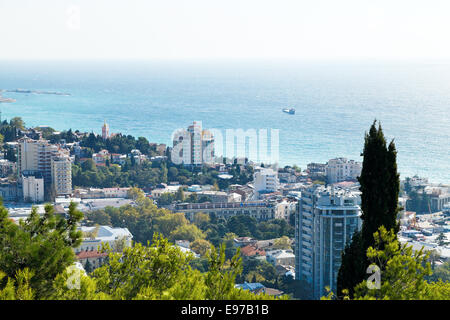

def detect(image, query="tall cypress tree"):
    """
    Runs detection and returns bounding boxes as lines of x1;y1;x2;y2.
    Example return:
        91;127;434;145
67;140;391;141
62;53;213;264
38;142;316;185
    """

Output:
337;120;400;298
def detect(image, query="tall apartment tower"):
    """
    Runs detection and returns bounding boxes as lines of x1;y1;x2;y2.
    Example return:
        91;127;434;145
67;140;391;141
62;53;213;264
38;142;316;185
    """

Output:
18;138;72;199
187;121;203;165
172;121;214;166
295;185;362;299
102;120;109;140
51;156;72;196
18;138;60;186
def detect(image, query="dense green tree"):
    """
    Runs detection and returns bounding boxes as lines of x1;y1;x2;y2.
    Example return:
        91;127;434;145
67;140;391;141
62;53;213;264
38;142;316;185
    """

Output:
0;202;83;299
429;261;450;283
154;212;189;238
337;121;400;298
169;224;205;242
353;227;450;300
190;239;212;256
0;269;34;300
9;117;25;130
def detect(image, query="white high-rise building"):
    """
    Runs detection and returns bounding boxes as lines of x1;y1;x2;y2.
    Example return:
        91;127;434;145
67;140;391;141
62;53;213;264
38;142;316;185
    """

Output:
22;171;44;203
18;138;60;185
51;156;72;196
18;138;71;198
295;185;362;299
326;157;362;184
254;168;279;193
172;121;215;166
188;121;203;166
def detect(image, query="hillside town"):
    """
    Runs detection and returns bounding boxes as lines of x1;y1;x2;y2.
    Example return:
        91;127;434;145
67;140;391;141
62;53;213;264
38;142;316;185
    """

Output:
0;117;449;299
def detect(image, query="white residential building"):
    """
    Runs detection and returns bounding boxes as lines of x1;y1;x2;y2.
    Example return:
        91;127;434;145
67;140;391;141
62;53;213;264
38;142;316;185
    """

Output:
295;185;362;299
266;249;295;267
275;200;298;221
17;138;61;185
326;158;362;184
51;156;72;196
254;168;279;193
92;149;110;165
76;226;133;252
172;121;215;166
18;138;71;197
22;171;44;203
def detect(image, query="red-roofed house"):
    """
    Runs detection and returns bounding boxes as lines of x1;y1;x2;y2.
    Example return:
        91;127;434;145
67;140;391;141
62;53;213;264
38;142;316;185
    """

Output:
240;244;266;257
76;250;108;272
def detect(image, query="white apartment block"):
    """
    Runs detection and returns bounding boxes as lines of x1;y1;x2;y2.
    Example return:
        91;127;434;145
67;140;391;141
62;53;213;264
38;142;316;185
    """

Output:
22;171;44;203
51;156;72;196
275;200;298;220
188;121;203;165
76;226;133;252
266;249;295;267
18;138;71;198
172;121;215;166
295;185;362;299
326;157;362;184
254;168;279;193
18;137;69;182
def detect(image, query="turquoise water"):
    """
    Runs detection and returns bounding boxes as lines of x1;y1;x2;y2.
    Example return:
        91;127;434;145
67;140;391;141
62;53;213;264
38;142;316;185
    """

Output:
0;60;448;183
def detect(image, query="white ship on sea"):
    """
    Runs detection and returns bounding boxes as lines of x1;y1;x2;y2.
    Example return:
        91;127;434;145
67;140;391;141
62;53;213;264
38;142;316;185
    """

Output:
282;107;295;114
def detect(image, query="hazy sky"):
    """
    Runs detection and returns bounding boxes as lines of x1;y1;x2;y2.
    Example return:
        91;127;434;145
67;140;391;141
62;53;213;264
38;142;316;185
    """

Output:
1;0;450;60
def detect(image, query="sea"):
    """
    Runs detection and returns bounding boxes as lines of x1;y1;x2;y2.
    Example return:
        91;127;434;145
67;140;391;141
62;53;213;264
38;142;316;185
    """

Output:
0;60;448;183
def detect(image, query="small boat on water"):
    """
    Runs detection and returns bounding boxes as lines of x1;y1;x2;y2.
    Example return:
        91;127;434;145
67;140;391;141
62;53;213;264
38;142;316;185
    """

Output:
282;108;295;115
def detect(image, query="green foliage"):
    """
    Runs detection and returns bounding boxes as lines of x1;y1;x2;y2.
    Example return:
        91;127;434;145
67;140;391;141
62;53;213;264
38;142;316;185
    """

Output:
0;198;284;300
272;236;292;250
34;126;55;139
10;117;25;130
93;234;194;299
338;120;400;298
169;224;205;242
0;269;34;300
428;261;450;283
0;201;83;299
0;118;22;142
190;239;212;256
326;227;450;300
154;212;189;238
353;227;450;300
204;244;243;299
236;258;278;287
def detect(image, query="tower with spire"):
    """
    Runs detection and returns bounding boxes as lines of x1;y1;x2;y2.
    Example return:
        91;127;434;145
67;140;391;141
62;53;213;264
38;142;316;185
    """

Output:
102;120;109;140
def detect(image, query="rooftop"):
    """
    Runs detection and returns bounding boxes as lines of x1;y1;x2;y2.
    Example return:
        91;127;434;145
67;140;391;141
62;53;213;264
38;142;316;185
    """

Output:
79;225;133;242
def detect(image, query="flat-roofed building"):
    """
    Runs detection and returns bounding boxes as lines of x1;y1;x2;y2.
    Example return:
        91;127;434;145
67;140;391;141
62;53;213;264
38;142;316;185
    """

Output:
295;185;362;299
51;156;72;196
22;171;44;203
326;158;361;184
174;200;276;222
